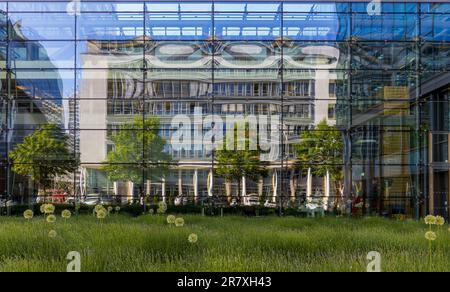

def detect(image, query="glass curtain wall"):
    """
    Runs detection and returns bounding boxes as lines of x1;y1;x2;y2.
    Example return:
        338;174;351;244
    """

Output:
0;1;449;218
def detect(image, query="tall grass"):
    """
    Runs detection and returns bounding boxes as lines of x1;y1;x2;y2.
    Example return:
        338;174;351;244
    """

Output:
0;215;448;272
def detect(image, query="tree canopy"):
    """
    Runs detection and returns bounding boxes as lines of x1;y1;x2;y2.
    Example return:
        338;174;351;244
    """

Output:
102;117;171;184
9;123;79;190
215;122;268;192
295;120;344;180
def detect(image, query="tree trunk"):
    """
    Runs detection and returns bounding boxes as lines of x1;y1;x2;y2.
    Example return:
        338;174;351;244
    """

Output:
334;181;345;214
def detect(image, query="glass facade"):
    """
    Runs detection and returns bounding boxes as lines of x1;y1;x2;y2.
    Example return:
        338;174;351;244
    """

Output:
1;1;450;219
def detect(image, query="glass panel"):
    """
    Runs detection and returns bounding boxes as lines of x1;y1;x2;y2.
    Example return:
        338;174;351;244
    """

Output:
0;98;7;128
352;3;417;14
0;70;6;98
352;42;418;70
214;12;281;41
12;70;75;100
351;71;418;101
421;4;450;14
146;2;212;12
421;43;450;72
351;164;416;215
421;14;450;42
9;129;77;161
77;40;144;69
78;130;143;164
0;42;6;69
0;12;6;41
10;41;75;69
147;69;212;100
8;13;75;40
283;42;349;70
10;99;74;130
351;129;417;165
78;12;144;41
0;3;6;12
283;13;348;41
214;69;280;98
432;133;449;163
9;2;70;12
78;68;143;99
352;14;417;41
81;2;144;12
215;41;281;69
146;12;211;41
430;91;450;131
351;100;418;128
284;3;348;13
214;2;282;12
146;41;212;69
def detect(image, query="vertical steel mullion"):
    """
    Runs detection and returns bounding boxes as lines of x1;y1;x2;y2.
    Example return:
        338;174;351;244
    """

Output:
142;2;146;211
348;5;354;216
211;1;215;201
4;1;9;213
74;5;78;213
279;2;284;216
416;3;423;220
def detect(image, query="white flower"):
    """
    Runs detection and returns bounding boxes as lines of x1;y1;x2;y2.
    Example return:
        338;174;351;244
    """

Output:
61;210;72;219
188;234;198;244
48;230;57;238
167;215;176;224
46;215;57;223
23;209;34;220
175;217;185;227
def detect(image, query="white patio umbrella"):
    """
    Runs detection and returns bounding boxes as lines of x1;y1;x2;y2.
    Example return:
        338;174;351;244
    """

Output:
193;170;198;201
207;170;214;197
306;168;312;203
79;167;87;199
161;177;166;203
324;170;330;211
272;171;278;203
242;176;247;204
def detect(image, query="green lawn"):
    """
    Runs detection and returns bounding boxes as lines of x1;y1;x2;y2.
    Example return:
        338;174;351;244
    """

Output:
0;214;448;272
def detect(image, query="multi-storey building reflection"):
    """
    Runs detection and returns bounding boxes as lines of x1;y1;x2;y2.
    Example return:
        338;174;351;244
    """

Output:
1;1;450;219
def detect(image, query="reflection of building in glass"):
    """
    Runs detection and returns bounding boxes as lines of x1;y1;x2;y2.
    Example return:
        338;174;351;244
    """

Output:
78;38;339;201
1;1;450;219
0;9;71;201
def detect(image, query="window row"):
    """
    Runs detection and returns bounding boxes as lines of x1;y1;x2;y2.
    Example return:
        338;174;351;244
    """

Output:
1;2;449;14
0;12;449;41
2;41;450;71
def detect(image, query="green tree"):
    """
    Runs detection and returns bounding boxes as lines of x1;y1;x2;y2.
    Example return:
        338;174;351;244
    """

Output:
215;122;268;203
102;117;171;196
295;120;345;211
9;123;80;196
